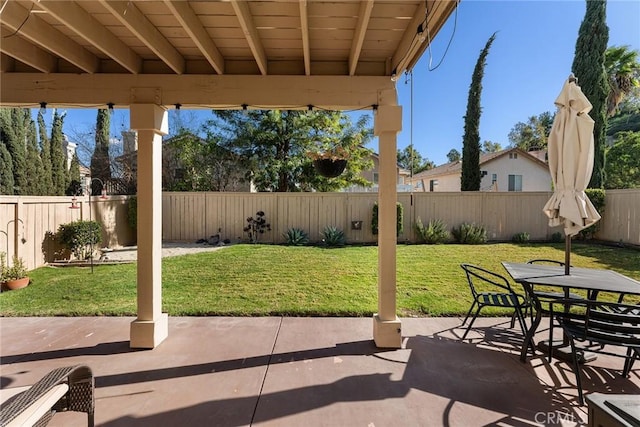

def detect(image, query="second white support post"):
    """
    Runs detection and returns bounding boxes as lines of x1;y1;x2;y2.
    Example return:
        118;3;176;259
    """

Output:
372;104;403;348
129;104;169;349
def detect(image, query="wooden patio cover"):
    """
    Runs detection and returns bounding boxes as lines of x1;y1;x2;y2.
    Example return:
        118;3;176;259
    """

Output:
0;0;459;348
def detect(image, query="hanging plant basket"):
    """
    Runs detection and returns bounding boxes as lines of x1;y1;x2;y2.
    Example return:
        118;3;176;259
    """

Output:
313;158;347;178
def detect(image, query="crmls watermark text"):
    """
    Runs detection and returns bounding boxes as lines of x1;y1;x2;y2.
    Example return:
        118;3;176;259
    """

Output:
534;411;577;425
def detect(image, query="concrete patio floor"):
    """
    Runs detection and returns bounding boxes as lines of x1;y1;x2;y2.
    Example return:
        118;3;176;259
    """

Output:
1;316;638;426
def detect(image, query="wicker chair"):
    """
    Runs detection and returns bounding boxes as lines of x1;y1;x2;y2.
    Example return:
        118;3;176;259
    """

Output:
0;365;94;427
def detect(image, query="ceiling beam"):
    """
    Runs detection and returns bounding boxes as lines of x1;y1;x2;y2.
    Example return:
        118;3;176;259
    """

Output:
299;0;310;76
390;1;426;77
100;0;185;74
348;1;374;76
164;0;224;74
1;73;395;109
0;1;99;73
0;54;15;72
0;28;57;73
31;0;142;74
405;0;459;72
230;0;268;75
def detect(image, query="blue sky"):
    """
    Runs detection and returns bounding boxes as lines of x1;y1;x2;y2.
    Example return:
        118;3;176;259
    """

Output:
50;0;640;166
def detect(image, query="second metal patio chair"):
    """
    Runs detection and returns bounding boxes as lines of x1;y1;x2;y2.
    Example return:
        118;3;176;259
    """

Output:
460;264;532;348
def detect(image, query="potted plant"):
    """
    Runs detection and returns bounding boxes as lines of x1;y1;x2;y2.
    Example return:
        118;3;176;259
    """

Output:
1;252;29;290
308;146;349;178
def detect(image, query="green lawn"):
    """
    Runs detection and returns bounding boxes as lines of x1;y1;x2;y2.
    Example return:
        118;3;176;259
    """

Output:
1;243;638;317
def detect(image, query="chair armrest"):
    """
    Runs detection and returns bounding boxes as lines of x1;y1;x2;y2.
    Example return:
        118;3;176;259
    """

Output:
4;384;69;427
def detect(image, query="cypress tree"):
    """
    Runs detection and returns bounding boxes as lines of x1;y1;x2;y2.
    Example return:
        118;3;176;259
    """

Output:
461;33;496;191
572;0;609;188
90;109;112;195
0;142;14;195
25;116;45;195
50;110;68;195
0;109;29;194
66;152;82;196
38;110;54;195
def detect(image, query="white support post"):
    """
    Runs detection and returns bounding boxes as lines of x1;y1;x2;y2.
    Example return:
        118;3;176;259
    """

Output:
372;104;402;348
129;104;169;349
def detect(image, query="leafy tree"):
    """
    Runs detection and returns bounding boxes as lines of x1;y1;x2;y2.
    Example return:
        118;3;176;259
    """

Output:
161;130;248;192
0;109;29;194
572;0;609;188
481;140;502;153
397;146;434;174
209;110;373;192
38;110;53;195
25;117;46;195
0;142;13;195
508;112;554;151
461;32;496;191
446;149;461;163
605;45;640;117
50;110;68;195
90;109;111;195
604;131;640;189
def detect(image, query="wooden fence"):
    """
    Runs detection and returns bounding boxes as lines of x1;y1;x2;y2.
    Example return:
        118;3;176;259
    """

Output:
1;189;638;270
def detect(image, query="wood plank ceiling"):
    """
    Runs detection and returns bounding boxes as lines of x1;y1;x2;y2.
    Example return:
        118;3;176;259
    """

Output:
0;0;458;78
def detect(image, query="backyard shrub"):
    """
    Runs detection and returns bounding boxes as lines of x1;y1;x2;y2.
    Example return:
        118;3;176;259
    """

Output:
321;226;346;247
371;202;403;236
578;188;606;240
415;218;450;244
56;220;102;260
451;223;487;244
551;232;564;243
283;228;309;246
512;232;530;243
244;211;271;243
128;196;137;230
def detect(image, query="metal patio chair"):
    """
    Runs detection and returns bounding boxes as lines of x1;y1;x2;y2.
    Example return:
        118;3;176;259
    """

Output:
460;264;532;348
553;299;640;406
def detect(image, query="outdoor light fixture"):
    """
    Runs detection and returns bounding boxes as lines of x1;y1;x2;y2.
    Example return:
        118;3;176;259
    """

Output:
307;104;313;111
107;102;114;114
39;102;47;114
372;104;378;113
175;103;182;110
390;70;399;82
417;24;427;43
242;104;249;115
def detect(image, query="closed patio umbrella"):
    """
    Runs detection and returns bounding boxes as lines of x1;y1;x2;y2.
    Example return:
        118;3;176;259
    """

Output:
543;74;601;274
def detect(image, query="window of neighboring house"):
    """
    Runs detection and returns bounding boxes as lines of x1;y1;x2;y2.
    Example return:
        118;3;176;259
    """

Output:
509;152;518;159
373;172;379;184
429;179;438;192
492;173;497;184
508;174;522;191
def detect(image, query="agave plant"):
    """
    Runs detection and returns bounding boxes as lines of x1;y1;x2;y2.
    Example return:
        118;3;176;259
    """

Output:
321;226;345;247
283;228;309;246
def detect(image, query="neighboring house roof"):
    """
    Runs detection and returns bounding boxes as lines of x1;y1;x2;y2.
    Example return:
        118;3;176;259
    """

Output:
411;147;548;180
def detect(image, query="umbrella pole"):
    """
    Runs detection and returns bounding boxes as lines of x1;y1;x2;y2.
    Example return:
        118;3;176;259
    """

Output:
565;235;571;275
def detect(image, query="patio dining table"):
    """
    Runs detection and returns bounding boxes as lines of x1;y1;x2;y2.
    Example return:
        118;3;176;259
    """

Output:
501;262;640;362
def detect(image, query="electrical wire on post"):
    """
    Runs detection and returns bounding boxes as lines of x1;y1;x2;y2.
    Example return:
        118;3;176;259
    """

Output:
409;71;414;180
425;0;459;72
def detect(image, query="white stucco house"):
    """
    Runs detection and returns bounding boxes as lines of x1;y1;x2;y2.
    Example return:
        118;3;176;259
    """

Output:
407;147;552;192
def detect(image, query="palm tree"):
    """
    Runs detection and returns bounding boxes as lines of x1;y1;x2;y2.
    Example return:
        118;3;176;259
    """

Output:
605;45;640;117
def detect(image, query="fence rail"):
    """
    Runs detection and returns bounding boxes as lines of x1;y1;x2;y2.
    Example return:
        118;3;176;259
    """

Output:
1;189;638;270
